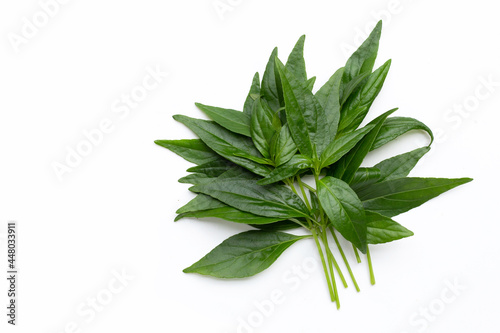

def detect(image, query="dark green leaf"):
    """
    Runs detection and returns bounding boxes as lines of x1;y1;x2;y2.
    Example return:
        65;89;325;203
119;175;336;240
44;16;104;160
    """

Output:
173;115;270;176
331;108;397;184
320;124;375;169
371;117;434;151
154;139;218;165
261;48;283;111
350;167;381;193
285;35;307;82
258;155;313;185
251;220;301;231
270;124;297;166
177;206;284;225
195;103;251;137
338;60;391;135
275;58;331;157
341;20;382;96
243;72;261;116
176;194;226;217
315;67;344;138
340;72;370;106
366;211;414;244
250;98;275;158
374;147;430;182
306;76;316;91
178;173;213;185
317;176;367;253
359;177;473;217
187;158;234;177
190;178;311;219
183;231;308;278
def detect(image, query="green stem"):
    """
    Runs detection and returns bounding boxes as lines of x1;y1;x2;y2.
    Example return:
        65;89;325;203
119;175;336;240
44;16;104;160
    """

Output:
311;228;335;302
330;227;360;292
322;228;347;289
352;244;362;264
366;246;376;285
296;175;311;211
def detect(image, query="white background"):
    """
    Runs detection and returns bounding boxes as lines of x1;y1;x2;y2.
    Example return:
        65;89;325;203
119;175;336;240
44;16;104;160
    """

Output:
1;0;499;332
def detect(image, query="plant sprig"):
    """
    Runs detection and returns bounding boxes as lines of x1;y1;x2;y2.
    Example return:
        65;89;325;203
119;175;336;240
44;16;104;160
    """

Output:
155;21;472;307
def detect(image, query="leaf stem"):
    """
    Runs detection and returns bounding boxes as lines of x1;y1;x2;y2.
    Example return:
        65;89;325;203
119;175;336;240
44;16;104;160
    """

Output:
321;229;340;308
330;227;360;292
297;175;312;211
311;227;335;302
366;246;376;285
352;244;362;263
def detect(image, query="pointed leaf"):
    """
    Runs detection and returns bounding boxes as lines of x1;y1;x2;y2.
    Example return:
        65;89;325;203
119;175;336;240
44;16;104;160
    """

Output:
305;76;316;91
187;159;234;177
331;108;397;184
341;20;382;95
276;58;331;157
320;124;375;169
315;67;344;138
261;48;283;111
243;72;261;115
285;35;307;82
371;117;434;151
195;103;251;137
183;231;308;278
317;176;367;253
173;115;270;176
350;167;381;193
366;211;414;244
338;60;391;135
177;206;284;225
258;155;313;185
271;124;297;166
154;139;218;165
374;147;430;182
359;177;473;217
178;173;213;185
251;220;301;231
250;98;275;158
190;178;310;219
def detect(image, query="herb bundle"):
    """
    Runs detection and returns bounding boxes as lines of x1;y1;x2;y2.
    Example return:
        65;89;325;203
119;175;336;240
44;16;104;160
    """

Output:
156;21;471;307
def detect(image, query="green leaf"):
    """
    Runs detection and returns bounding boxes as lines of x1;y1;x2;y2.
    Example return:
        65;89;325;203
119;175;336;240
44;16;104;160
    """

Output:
275;58;331;157
183;230;308;278
340;72;370;107
190;178;311;219
371;117;434;151
331;108;397;184
366;211;414;244
320;124;375;169
251;220;301;231
285;35;307;82
178;173;213;185
358;177;473;217
243;72;261;116
341;20;382;97
250;98;275;158
315;68;343;138
305;76;316;91
338;60;391;135
258;155;313;185
154;139;218;165
374;147;430;182
350;167;381;193
173;115;270;176
187;159;234;177
317;176;367;253
195;103;251;137
177;206;284;225
270;124;297;166
261;48;283;112
176;193;226;217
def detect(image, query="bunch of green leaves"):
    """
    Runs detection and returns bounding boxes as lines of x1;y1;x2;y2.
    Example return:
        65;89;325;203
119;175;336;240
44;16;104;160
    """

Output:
155;21;471;307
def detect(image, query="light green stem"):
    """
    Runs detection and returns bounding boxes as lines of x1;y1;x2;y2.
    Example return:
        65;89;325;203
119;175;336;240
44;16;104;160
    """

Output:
352;244;362;263
330;227;360;292
311;228;335;302
367;246;376;285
